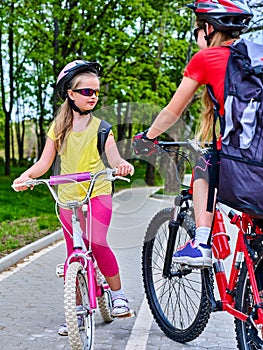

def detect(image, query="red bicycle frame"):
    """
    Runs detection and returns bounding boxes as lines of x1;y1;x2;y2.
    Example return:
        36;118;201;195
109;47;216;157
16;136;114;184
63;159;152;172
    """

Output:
213;210;263;325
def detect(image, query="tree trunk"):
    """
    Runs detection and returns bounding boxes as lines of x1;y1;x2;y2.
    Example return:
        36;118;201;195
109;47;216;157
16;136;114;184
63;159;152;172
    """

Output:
11;121;15;164
1;3;14;176
4;114;11;175
145;162;155;186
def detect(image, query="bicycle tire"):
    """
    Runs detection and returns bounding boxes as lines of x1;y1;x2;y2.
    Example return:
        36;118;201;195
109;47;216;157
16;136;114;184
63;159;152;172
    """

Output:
64;262;94;350
142;207;212;343
95;267;113;323
97;289;113;323
235;255;263;350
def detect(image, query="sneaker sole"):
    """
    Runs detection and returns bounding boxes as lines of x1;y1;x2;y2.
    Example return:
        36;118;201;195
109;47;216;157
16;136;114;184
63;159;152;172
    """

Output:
111;310;130;317
173;257;212;268
58;331;68;336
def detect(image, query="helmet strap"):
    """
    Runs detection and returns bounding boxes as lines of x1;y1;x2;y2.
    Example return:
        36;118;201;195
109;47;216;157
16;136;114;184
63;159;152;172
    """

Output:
203;24;216;46
68;97;92;115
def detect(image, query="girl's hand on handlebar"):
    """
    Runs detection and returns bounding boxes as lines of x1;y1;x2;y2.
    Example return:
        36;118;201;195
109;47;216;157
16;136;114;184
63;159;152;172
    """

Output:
12;176;34;192
115;160;134;176
132;130;159;156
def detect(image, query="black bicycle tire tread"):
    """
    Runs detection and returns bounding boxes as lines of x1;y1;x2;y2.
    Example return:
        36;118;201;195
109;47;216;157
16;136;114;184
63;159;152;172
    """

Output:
142;207;212;343
235;256;263;350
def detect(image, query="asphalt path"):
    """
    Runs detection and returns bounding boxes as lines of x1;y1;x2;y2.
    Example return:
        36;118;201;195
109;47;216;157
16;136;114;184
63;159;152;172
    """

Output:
0;185;238;350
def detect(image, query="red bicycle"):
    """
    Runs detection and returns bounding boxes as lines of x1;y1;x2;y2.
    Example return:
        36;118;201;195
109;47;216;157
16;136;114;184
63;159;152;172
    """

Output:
141;140;263;350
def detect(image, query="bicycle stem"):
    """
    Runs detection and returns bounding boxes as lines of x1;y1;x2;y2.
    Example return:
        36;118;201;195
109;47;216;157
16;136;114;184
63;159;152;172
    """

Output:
71;207;86;251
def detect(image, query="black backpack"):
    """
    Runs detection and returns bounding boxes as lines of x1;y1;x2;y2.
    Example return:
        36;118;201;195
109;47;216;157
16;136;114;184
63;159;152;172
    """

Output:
97;119;112;167
207;38;263;218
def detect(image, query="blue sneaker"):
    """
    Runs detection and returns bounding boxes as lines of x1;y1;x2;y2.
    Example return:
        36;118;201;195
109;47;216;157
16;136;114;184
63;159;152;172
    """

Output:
173;239;212;267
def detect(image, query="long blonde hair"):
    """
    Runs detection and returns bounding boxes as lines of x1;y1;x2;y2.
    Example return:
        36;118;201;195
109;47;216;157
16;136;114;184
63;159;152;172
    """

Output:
195;23;236;142
53;72;98;154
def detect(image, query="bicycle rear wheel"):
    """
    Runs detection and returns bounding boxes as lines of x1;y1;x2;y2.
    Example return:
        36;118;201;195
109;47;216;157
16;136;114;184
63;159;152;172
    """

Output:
142;207;212;343
235;255;263;350
97;289;113;322
96;267;113;323
64;262;94;350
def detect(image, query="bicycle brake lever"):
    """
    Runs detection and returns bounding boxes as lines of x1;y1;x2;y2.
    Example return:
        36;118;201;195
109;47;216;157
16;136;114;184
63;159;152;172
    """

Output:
105;168;130;183
114;176;130;183
11;179;38;191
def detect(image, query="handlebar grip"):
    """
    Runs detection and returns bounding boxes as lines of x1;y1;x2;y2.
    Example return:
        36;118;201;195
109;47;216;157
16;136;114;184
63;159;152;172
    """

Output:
50;172;91;185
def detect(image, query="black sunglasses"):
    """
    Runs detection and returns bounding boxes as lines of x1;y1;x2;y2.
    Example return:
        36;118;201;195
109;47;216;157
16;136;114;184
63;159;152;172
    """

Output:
193;27;204;42
72;88;100;97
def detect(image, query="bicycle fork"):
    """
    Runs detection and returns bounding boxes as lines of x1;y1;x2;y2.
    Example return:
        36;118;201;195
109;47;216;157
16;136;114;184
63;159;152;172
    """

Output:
86;259;99;310
163;193;193;279
162;218;180;278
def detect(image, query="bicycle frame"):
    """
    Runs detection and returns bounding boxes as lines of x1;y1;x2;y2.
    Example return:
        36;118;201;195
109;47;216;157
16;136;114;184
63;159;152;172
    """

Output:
157;140;263;325
212;210;263;325
64;205;104;312
166;192;263;329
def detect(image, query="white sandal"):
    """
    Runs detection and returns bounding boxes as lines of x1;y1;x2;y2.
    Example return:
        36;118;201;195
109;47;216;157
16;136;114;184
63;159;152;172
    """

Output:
111;297;130;317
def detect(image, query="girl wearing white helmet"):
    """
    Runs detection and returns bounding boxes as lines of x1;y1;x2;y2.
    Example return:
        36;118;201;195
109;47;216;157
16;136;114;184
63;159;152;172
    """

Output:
13;60;134;333
134;0;253;267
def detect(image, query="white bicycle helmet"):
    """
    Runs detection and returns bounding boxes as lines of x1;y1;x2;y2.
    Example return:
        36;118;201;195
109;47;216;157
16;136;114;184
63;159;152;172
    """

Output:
56;60;102;100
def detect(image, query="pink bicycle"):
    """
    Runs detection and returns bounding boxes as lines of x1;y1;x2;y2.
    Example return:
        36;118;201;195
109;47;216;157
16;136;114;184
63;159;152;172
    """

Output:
13;168;129;350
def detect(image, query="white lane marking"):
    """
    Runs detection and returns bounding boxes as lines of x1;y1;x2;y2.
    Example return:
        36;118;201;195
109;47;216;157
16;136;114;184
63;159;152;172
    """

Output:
125;222;166;350
0;240;63;282
125;296;153;350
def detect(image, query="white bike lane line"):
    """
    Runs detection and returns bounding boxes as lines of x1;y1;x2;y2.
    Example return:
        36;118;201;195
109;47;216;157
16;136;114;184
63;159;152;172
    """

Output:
124;219;167;350
125;296;153;350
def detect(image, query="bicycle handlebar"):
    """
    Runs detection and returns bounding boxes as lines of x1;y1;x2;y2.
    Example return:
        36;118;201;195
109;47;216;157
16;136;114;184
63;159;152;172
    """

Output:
12;168;130;209
157;140;212;153
50;172;92;185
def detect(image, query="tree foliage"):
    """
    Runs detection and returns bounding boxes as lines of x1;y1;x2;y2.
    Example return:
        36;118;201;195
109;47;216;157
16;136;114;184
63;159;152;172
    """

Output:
0;0;262;184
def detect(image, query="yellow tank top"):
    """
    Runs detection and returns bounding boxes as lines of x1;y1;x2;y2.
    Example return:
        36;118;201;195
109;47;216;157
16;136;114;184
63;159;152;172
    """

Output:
47;116;112;203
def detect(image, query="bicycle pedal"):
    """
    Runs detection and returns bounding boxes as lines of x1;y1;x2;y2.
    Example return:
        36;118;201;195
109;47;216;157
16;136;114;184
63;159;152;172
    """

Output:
56;263;65;277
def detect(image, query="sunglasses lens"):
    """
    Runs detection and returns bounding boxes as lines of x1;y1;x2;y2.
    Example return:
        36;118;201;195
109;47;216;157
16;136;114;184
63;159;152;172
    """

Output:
193;27;203;42
194;28;198;41
82;89;93;96
76;89;99;96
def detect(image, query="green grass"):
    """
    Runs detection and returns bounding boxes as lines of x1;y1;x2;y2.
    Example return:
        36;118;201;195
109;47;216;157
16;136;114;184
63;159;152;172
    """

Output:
0;166;60;257
0;162;155;258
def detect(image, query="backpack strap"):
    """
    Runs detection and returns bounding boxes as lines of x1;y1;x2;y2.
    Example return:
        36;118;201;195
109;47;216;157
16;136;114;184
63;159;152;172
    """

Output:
97;120;112;167
206;85;221;213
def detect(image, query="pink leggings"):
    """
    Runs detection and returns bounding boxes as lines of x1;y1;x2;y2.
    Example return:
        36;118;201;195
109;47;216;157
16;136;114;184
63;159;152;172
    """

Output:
60;195;119;277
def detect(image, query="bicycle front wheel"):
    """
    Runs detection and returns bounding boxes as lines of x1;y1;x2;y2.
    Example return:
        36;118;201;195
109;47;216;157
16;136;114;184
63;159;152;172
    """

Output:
64;262;94;350
142;207;212;343
235;255;263;350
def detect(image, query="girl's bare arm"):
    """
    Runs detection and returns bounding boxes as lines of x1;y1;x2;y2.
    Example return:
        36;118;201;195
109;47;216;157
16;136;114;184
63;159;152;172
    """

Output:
105;135;134;176
147;77;200;139
13;137;57;190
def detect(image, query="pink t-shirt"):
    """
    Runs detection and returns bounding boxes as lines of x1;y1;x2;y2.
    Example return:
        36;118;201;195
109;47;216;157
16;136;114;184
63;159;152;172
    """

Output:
184;46;231;116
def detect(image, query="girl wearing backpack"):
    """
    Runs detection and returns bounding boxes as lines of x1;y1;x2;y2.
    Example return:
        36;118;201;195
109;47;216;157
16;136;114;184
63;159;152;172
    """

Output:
13;60;134;334
133;0;253;267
